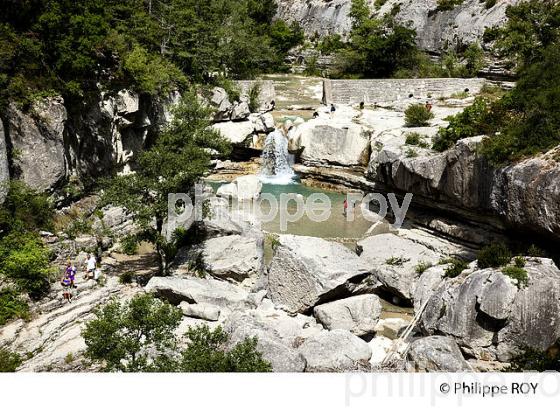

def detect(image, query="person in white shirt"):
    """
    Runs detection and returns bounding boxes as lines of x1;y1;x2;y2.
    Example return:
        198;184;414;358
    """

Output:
85;254;97;280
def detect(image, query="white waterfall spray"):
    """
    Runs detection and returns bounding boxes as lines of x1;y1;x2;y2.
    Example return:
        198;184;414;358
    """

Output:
260;128;295;184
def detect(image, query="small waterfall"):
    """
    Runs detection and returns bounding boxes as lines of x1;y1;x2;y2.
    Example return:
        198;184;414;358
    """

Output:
260;129;295;184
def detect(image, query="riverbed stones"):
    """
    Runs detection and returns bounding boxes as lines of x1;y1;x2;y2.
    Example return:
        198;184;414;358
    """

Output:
313;294;382;336
406;336;471;372
267;235;377;313
297;329;372;372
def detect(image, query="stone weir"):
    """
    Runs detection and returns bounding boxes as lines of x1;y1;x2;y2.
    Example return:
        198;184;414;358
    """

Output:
322;78;487;106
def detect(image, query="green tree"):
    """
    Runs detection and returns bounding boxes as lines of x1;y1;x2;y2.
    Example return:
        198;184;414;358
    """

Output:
82;293;183;372
83;294;272;372
102;90;230;274
337;0;418;78
0;348;22;372
490;0;560;68
0;182;54;299
180;325;272;372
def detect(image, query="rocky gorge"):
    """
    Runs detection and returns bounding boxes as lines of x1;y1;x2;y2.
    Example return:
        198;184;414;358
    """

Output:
1;0;560;375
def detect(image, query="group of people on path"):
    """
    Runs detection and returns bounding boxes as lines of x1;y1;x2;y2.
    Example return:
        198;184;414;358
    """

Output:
60;254;99;303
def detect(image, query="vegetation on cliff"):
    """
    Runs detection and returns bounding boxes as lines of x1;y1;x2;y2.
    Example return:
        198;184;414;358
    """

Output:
434;0;560;164
101;91;230;274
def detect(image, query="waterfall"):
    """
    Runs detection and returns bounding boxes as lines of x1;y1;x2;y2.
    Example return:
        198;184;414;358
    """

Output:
260;129;295;184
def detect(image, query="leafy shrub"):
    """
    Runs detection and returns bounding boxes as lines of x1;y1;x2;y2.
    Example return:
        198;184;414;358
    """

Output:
513;256;526;268
317;34;345;55
502;266;529;287
477;243;512;269
484;0;497;9
405;133;430;148
0;348;22;372
83;294;183;372
405;148;418;158
63;217;92;239
248;83;261;113
527;245;545;258
432;97;505;152
405;132;421;145
336;3;418;78
404;104;434;127
479;45;560;165
0;181;54;233
436;0;465;11
119;235;138;255
118;271;134;285
0;232;51;299
0;288;30;326
124;45;187;96
82;294;271;372
386;256;410;266
443;258;468;278
415;261;433;275
180;325;272;372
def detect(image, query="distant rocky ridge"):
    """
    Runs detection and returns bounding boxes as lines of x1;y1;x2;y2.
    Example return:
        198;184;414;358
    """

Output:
276;0;520;54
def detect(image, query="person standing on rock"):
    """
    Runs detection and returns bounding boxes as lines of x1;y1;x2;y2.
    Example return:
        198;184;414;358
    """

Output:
84;254;97;280
343;198;348;218
65;260;77;288
61;268;74;303
330;103;336;118
425;101;433;113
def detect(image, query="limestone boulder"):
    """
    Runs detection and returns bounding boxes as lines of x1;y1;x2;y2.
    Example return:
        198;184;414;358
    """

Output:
179;302;220;321
267;235;377;313
373;318;410;340
290;120;371;166
313;294;382;336
368;336;393;366
297;329;372;372
358;233;441;303
216;175;262;201
145;276;250;309
420;258;560;361
208;87;233;122
406;336;471;372
231;101;251;121
199;196;261;238
223;308;323;372
195;235;264;281
212;120;254;145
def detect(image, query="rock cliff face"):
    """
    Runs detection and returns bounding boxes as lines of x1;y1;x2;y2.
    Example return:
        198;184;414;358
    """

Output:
6;97;67;192
0;120;9;202
370;136;560;241
276;0;519;54
419;258;560;362
0;89;183;199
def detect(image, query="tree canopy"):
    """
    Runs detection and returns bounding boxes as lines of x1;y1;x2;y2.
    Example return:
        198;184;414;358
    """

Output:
0;0;304;107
